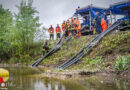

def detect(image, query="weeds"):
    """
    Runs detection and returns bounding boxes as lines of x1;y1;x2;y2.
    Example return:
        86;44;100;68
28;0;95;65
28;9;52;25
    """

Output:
82;56;104;70
115;54;130;71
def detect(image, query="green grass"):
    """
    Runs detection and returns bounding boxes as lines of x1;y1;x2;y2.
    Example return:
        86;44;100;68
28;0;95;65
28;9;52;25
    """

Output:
115;54;130;71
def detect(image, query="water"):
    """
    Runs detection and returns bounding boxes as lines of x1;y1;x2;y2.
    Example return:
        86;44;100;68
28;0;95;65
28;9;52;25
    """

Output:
0;67;130;90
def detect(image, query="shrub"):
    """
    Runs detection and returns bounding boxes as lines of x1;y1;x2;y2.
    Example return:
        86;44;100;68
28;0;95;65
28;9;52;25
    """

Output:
115;54;130;71
19;54;32;64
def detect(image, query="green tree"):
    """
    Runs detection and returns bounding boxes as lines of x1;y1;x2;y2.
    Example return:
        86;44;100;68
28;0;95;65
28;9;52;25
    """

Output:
0;4;13;59
15;0;40;52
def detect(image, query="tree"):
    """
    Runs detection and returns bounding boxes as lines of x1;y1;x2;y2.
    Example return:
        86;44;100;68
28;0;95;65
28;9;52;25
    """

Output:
0;4;13;59
15;0;40;52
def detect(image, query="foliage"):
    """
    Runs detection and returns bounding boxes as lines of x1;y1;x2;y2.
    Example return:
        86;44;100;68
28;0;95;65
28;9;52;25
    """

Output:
115;54;130;71
0;1;43;63
103;32;130;49
0;4;14;58
94;31;130;56
15;0;40;53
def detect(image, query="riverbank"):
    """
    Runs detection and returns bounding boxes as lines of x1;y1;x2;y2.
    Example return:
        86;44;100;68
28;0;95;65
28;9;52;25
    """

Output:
30;65;129;80
41;69;130;80
0;64;130;81
0;64;28;67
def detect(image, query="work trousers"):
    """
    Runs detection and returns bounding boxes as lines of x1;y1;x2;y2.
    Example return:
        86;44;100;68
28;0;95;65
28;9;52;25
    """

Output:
57;33;61;39
50;34;54;40
96;25;102;34
71;30;77;38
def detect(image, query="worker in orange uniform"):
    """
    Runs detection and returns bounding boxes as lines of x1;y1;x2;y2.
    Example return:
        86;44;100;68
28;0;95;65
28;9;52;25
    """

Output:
62;21;66;32
70;18;74;23
74;18;81;37
66;19;71;36
70;19;78;38
56;24;62;39
48;25;54;40
101;18;108;32
62;21;68;37
68;18;75;36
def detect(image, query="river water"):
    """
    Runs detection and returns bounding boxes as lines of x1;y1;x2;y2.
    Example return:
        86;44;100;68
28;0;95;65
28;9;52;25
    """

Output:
0;67;130;90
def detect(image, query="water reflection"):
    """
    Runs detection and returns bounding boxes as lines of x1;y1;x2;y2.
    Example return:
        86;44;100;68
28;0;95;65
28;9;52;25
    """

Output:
1;67;130;90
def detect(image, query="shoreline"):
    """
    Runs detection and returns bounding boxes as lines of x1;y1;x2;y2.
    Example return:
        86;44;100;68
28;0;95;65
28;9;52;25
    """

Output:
0;64;29;67
0;64;130;80
41;69;130;80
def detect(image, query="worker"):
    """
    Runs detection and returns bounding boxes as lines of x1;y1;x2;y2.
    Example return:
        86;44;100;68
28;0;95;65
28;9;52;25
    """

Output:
70;19;78;38
68;18;75;36
56;24;62;39
62;21;66;32
66;19;71;36
42;40;49;56
101;18;108;32
62;21;68;37
48;25;54;40
70;18;74;23
74;18;81;37
95;12;102;34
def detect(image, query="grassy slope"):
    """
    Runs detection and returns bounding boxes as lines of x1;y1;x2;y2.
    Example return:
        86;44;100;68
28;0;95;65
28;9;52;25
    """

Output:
39;30;130;71
40;35;95;67
69;30;130;70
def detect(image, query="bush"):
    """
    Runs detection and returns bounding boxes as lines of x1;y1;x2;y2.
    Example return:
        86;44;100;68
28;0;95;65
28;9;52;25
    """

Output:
115;54;130;71
9;57;18;64
19;54;32;64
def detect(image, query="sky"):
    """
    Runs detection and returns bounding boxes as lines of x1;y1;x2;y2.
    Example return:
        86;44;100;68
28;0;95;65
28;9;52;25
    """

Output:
0;0;124;28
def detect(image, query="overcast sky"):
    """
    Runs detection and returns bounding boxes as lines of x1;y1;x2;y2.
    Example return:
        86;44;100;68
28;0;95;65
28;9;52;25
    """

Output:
0;0;124;28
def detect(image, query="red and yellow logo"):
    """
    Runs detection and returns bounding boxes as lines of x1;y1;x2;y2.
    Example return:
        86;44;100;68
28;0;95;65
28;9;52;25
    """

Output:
0;68;9;88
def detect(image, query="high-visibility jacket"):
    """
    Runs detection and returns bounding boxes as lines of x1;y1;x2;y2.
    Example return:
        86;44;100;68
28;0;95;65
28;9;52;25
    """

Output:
62;22;66;32
74;19;81;31
70;18;74;23
101;18;107;32
48;27;54;34
42;48;46;51
74;19;81;36
66;22;71;31
70;23;77;31
56;26;61;33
